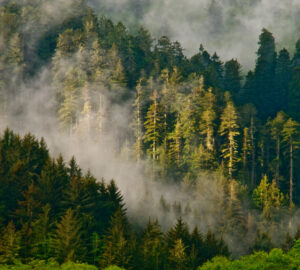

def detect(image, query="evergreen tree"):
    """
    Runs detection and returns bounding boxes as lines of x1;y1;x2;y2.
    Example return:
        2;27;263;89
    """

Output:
189;227;204;268
31;204;52;260
53;208;84;263
168;238;187;270
79;83;92;137
132;26;154;77
140;219;165;270
240;71;255;105
168;119;183;168
253;175;284;220
241;127;251;184
288;39;300;121
200;87;216;153
0;221;20;264
250;231;274;253
219;92;240;179
282;118;300;207
132;79;144;161
144;90;163;160
166;217;190;252
224;59;242;103
58;67;85;135
100;209;131;269
275;48;291;112
254;29;277;118
267;111;287;183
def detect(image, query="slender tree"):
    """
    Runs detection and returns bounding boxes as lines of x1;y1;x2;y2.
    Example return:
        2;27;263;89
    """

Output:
144;90;163;160
219;93;240;179
282;118;300;207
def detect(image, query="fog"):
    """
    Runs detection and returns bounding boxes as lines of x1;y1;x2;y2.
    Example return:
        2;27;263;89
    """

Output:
1;0;300;256
89;0;300;70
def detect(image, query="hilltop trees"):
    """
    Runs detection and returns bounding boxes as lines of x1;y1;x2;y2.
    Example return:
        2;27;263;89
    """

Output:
0;130;233;269
3;1;300;268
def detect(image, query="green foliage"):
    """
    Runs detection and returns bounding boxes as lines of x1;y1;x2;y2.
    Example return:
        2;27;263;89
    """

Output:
144;90;164;160
4;2;300;269
103;266;125;270
198;249;298;270
253;175;284;220
0;222;21;264
53;208;84;263
219;93;239;179
0;260;98;269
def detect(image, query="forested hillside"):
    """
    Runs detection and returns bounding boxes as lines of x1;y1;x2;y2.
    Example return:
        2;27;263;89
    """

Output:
1;0;300;269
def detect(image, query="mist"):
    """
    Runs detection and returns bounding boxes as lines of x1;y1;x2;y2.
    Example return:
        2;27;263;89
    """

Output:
1;0;300;257
89;0;300;70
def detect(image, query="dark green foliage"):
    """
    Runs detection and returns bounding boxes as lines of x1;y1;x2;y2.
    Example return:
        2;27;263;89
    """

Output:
224;59;242;103
250;231;274;253
254;29;277;119
3;1;300;269
288;40;300;121
53;208;84;263
198;248;298;270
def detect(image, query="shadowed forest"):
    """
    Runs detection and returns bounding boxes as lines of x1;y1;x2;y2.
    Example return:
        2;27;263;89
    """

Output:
1;0;300;269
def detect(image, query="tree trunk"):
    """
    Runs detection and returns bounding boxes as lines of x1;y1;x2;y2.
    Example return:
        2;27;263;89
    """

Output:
290;140;293;207
275;136;280;183
250;116;256;187
229;131;233;180
153;100;157;160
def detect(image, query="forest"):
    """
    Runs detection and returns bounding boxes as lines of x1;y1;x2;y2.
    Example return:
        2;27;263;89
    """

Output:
1;0;300;269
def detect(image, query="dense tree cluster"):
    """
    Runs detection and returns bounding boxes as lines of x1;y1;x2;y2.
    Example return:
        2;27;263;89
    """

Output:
2;0;300;268
0;129;228;269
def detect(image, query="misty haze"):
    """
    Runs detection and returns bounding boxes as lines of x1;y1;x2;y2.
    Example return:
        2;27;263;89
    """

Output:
0;0;300;269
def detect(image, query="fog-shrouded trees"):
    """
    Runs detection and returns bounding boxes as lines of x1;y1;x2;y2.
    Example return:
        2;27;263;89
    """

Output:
3;1;300;268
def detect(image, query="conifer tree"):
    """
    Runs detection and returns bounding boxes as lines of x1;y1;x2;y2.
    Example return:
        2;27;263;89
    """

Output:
79;83;92;137
96;93;105;141
240;71;255;105
144;90;163;160
53;208;84;263
224;59;242;102
7;32;24;86
132;79;144;161
140;219;165;270
37;157;68;214
282;118;300;207
180;96;197;161
281;232;294;252
100;209;131;269
226;180;246;236
275;49;291;112
32;204;52;260
253;175;284;220
250;231;274;252
187;227;203;269
168;119;182;167
241;127;251;184
200;87;216;153
267;111;287;183
168;238;187;270
58;67;85;135
219;92;240;179
16;182;41;225
0;221;20;264
166;217;190;252
180;77;205;160
254;29;277;118
288;40;300;121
